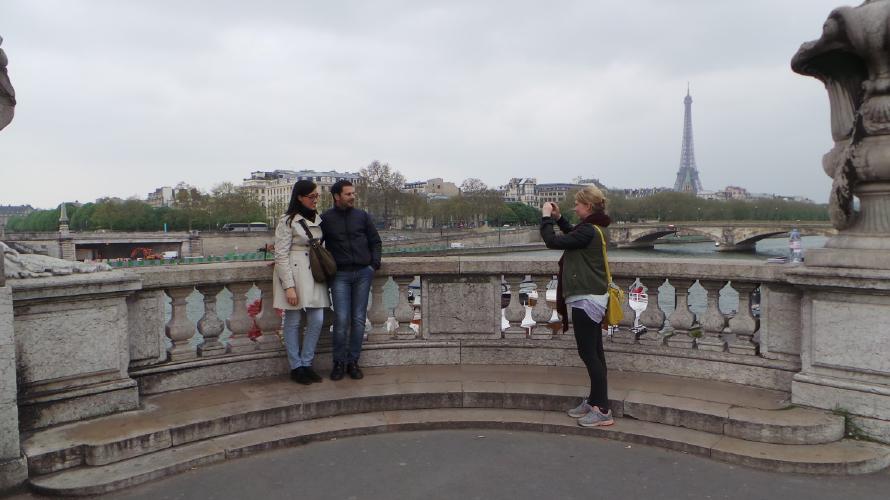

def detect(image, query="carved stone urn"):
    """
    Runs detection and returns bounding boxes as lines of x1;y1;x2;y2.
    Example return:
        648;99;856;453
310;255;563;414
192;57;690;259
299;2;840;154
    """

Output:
792;0;890;269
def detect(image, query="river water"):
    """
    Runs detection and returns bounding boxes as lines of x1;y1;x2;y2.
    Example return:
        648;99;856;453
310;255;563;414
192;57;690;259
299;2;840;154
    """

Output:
176;236;826;343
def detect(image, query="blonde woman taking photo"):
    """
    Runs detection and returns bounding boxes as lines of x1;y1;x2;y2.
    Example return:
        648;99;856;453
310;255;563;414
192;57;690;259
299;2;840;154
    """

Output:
540;186;614;427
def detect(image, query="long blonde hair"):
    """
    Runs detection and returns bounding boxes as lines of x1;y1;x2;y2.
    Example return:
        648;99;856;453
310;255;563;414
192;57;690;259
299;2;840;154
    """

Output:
574;186;606;212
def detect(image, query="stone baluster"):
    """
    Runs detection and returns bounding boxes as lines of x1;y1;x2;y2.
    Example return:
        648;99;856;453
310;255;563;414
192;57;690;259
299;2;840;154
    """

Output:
393;276;416;339
697;279;728;352
530;275;554;339
367;275;392;342
226;282;257;353
254;281;283;350
665;279;697;349
503;275;527;339
196;285;225;356
611;277;638;344
638;278;667;346
728;282;760;355
165;286;197;361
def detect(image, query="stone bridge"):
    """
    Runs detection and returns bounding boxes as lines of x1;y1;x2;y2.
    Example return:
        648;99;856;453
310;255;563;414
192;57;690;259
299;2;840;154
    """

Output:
609;221;836;251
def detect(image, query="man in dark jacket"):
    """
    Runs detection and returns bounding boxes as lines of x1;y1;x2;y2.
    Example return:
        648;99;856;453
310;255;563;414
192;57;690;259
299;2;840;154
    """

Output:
320;180;382;380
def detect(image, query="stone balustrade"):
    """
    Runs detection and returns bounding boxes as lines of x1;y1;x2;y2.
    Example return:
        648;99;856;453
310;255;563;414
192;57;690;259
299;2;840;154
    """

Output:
3;256;804;434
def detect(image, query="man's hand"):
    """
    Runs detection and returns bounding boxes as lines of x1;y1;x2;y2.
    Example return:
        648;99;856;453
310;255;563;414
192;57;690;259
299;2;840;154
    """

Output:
285;287;299;307
541;203;553;218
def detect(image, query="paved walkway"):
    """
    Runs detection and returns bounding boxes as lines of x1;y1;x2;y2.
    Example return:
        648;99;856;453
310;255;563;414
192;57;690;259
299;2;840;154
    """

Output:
9;429;890;500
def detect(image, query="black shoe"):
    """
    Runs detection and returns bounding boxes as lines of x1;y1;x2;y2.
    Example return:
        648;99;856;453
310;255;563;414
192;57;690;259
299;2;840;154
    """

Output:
330;362;345;381
304;366;323;383
346;361;364;380
291;367;312;385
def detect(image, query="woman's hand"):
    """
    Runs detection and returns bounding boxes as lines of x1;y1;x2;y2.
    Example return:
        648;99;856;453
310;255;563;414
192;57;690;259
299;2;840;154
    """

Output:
541;202;553;217
550;202;561;220
285;287;299;307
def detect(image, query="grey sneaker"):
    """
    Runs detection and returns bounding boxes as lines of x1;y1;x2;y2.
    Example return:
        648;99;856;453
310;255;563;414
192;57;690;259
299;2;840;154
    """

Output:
578;407;614;427
567;400;594;418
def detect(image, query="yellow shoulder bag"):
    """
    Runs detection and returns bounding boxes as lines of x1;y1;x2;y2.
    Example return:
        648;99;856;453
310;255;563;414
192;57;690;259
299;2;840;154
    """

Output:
593;225;624;326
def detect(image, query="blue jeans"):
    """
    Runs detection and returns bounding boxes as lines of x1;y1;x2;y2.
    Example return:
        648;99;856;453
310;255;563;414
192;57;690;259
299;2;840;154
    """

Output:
281;308;325;369
330;266;374;363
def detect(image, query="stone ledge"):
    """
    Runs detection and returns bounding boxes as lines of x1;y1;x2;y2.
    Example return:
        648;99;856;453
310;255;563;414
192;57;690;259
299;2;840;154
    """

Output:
130;339;798;396
27;409;890;496
22;366;844;479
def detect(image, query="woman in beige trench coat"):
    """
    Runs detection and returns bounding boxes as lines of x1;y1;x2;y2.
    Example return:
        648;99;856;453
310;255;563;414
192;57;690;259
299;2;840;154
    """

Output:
273;180;331;385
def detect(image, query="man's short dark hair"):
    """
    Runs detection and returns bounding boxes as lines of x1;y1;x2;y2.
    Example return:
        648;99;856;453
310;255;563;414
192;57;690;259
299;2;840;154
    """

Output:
331;180;353;196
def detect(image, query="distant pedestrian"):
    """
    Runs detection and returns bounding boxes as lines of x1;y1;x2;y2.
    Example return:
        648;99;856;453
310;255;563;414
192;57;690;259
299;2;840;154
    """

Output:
321;180;382;381
273;180;330;385
540;187;614;427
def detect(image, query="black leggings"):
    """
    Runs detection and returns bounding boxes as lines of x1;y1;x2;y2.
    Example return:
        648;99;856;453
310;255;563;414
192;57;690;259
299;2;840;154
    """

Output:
572;307;609;411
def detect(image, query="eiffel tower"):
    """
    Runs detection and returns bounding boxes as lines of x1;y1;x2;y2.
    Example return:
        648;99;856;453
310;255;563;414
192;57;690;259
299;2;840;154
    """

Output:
673;86;703;194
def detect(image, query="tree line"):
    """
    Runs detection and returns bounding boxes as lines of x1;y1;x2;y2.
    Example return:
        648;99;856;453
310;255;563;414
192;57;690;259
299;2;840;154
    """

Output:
7;163;828;233
355;161;828;228
6;182;266;232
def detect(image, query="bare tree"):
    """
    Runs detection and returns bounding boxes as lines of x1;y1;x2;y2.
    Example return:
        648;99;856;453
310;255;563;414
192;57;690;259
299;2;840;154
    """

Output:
358;160;406;228
460;178;487;194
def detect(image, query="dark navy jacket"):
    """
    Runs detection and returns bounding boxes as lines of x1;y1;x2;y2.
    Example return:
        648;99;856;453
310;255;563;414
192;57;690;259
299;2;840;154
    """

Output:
320;207;383;271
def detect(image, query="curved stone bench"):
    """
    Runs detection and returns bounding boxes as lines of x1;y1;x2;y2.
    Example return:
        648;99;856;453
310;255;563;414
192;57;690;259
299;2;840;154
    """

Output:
22;366;890;496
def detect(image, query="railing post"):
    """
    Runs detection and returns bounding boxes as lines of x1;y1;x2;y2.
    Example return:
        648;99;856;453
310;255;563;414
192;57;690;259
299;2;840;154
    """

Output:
666;278;697;349
393;276;416;339
502;275;527;339
638;278;667;346
165;286;197;361
254;281;282;350
530;275;553;339
195;285;225;356
367;275;392;341
728;281;760;355
611;277;638;344
226;282;257;353
697;279;728;352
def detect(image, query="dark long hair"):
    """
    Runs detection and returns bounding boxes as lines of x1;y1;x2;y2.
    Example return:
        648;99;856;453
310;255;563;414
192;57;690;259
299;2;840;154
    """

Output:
285;180;318;225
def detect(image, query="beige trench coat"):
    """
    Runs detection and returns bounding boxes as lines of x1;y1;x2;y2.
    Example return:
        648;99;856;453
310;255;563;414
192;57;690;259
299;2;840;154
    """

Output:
272;213;332;310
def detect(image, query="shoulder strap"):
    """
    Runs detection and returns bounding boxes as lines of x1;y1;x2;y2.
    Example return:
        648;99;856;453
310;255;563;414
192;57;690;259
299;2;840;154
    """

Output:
592;225;612;284
296;218;318;243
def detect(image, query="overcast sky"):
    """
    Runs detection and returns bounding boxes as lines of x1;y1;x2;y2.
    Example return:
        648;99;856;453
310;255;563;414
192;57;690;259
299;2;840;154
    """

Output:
2;0;847;209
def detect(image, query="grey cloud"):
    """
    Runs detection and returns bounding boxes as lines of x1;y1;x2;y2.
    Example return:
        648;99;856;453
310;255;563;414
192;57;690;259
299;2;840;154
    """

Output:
1;0;846;207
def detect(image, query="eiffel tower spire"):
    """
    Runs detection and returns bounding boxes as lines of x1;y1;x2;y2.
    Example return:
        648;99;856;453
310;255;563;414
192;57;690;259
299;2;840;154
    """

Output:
673;85;703;194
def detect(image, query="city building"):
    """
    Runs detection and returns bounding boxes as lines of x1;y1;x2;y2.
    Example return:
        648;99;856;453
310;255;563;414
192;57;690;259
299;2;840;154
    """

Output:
618;187;672;198
146;183;196;208
499;178;538;205
402;178;460;198
0;204;34;235
673;87;704;194
536;183;582;205
242;169;360;223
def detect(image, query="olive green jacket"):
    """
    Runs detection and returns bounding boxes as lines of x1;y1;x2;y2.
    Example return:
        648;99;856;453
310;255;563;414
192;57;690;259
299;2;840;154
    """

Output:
540;216;609;297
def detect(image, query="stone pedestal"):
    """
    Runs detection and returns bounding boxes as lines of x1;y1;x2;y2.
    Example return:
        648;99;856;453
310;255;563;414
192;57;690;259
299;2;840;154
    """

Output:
421;275;502;340
0;285;26;491
9;272;141;430
127;290;167;368
787;266;890;444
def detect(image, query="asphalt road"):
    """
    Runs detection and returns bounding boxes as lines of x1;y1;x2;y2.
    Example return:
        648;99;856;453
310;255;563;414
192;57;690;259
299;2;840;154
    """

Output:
7;430;890;500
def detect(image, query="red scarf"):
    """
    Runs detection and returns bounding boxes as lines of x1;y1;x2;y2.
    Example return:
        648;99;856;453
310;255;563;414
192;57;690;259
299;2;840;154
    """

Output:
556;212;612;332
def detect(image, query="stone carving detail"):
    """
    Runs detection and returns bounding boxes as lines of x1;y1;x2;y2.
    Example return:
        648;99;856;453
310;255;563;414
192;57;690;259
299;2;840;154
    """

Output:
0;35;15;132
792;0;890;231
2;242;111;279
